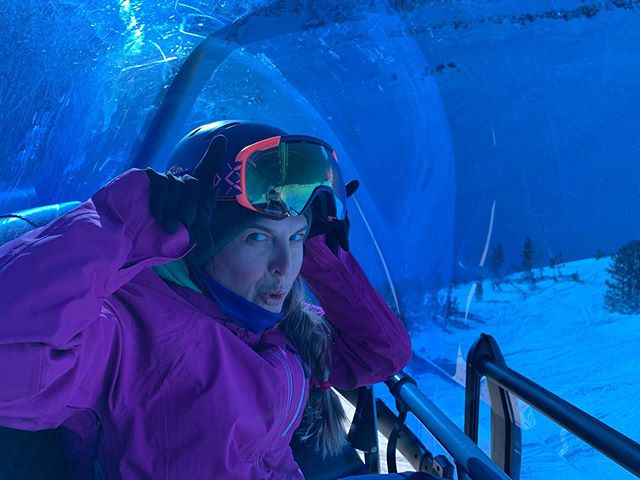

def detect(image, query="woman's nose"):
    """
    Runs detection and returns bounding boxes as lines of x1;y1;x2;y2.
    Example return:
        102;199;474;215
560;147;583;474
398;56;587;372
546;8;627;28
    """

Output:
269;242;293;278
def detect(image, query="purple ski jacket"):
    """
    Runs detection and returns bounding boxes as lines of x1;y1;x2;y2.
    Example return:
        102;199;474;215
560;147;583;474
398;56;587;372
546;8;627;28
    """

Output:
0;169;412;479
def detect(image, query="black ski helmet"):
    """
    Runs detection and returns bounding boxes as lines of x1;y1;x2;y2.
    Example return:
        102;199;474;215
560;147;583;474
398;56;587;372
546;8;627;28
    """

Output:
167;119;288;174
168;119;314;260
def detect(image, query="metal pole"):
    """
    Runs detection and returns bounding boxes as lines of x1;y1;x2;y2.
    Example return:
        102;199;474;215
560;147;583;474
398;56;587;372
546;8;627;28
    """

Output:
388;374;512;480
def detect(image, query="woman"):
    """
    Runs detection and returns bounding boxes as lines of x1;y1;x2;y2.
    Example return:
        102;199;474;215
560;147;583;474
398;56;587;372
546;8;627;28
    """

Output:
0;120;431;479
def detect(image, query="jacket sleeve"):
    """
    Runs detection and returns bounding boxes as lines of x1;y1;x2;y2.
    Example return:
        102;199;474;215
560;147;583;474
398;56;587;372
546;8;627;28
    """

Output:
300;235;412;389
0;169;192;430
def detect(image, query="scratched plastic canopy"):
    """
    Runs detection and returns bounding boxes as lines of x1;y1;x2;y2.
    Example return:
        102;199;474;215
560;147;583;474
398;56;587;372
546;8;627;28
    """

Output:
1;1;640;479
0;0;455;309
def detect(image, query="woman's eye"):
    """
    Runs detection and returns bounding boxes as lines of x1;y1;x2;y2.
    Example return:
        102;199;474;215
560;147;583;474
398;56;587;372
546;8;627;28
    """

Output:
246;231;305;242
247;232;268;242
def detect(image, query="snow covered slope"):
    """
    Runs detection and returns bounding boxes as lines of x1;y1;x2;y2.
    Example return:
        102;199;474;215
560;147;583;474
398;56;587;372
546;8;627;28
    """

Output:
403;255;639;479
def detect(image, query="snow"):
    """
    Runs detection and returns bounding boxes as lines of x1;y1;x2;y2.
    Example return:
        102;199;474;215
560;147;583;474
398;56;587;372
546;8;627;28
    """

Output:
395;255;640;479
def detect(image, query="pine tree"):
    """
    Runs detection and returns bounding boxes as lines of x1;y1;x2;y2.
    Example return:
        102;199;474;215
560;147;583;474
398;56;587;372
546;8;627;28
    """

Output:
549;250;564;269
489;244;504;278
522;236;534;272
475;280;484;302
522;236;536;285
488;244;504;290
604;240;640;314
445;286;459;318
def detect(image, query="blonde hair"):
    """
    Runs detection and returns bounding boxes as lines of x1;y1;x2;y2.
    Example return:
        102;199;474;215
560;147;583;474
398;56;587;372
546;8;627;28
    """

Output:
279;277;348;458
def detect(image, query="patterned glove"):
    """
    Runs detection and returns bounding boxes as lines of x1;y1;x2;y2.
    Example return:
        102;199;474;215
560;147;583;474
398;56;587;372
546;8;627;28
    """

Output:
146;135;228;264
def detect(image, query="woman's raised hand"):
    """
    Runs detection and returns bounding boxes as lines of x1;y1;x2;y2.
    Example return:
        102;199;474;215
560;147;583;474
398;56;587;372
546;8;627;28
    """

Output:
308;179;359;256
146;135;228;264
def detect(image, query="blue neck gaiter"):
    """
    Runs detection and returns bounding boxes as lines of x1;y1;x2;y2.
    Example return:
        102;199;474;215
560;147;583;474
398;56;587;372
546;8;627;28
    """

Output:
198;270;284;334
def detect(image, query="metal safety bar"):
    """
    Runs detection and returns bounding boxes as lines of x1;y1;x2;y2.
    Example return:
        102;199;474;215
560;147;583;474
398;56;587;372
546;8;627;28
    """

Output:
465;334;521;478
386;373;512;480
339;387;453;477
465;334;640;479
345;385;381;474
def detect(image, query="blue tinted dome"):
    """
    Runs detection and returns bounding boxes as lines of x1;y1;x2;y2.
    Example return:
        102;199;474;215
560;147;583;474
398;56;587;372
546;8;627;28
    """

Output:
3;2;638;476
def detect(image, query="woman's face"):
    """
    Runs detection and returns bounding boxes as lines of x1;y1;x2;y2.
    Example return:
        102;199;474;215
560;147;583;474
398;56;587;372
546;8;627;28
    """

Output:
205;214;309;313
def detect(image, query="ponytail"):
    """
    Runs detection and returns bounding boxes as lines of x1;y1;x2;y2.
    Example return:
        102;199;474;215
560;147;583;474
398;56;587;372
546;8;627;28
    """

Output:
279;277;348;458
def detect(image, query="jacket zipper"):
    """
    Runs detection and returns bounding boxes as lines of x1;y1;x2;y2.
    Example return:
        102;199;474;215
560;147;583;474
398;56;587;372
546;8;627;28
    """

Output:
280;353;306;438
272;350;293;419
272;349;306;438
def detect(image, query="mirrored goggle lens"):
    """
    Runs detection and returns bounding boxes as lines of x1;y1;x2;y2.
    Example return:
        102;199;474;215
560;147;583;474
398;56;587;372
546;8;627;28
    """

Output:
244;140;347;219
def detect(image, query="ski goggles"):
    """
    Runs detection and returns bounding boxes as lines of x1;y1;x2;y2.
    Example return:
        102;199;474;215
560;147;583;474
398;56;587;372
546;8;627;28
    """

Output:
214;135;347;220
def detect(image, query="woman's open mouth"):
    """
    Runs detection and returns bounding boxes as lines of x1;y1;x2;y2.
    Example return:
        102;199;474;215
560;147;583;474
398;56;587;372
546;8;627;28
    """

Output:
259;291;286;306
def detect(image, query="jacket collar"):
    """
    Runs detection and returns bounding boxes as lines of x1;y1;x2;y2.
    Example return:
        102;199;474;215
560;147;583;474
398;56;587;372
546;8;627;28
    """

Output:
153;259;283;337
155;269;268;347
